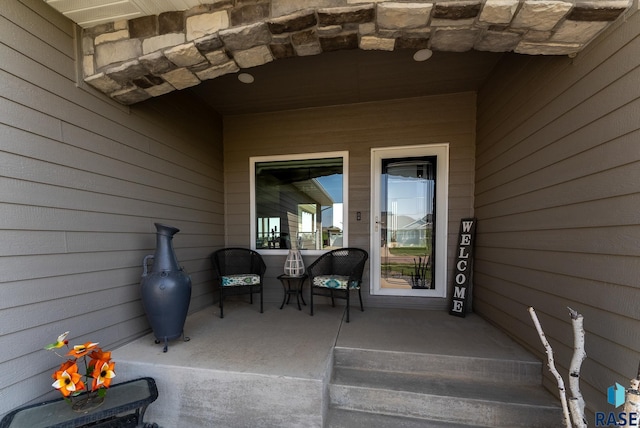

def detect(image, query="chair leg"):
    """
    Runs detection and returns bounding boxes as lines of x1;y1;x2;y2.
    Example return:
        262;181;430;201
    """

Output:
219;287;224;319
259;285;263;313
249;288;253;304
345;290;350;323
310;287;314;316
330;290;335;307
358;288;364;312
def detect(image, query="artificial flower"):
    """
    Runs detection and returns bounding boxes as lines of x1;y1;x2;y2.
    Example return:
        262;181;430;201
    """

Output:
51;362;85;397
46;333;115;400
53;359;76;376
88;349;111;372
89;348;111;363
67;341;99;358
91;360;116;390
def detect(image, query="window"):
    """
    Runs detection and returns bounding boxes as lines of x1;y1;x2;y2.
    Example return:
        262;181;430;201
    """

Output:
250;152;348;253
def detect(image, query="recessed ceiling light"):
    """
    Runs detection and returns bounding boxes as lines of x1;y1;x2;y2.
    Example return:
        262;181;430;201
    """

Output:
238;73;254;84
413;49;433;62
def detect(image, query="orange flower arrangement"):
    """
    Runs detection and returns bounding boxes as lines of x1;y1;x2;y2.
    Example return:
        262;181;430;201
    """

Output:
45;332;116;400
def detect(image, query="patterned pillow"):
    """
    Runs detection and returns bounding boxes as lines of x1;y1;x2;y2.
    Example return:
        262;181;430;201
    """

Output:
313;275;359;290
221;274;260;287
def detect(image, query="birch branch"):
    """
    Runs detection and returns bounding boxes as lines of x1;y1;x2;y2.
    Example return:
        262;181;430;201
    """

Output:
528;306;572;427
622;375;640;427
567;307;587;428
568;400;583;428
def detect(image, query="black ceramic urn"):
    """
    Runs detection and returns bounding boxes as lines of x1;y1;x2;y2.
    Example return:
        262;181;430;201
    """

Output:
140;223;191;352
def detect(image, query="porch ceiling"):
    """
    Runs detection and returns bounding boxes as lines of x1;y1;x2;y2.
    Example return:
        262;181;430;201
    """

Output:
44;0;634;115
188;48;504;115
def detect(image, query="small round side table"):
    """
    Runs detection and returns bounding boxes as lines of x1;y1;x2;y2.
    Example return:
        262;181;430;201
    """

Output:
277;274;308;310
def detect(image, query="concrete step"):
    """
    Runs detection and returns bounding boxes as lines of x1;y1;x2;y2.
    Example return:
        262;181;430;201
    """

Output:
329;367;563;427
326;408;488;428
333;347;543;384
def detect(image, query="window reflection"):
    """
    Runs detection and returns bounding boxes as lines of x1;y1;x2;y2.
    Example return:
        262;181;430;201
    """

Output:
380;157;436;289
254;157;344;250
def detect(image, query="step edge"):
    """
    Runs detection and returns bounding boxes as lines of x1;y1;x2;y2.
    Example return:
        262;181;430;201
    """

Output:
334;347;542;365
329;382;563;409
327;407;493;428
333;351;542;384
332;365;542;384
330;387;563;426
331;366;552;397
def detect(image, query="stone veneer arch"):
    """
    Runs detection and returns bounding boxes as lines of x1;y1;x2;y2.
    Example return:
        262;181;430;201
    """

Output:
82;1;632;105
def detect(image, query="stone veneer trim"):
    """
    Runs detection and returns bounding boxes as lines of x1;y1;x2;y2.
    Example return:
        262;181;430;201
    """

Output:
82;0;633;105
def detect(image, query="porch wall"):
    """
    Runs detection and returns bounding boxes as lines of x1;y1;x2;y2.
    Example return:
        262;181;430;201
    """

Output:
0;0;224;417
474;6;640;416
223;92;477;309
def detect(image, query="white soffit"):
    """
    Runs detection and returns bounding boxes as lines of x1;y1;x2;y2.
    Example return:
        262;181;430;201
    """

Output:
43;0;209;28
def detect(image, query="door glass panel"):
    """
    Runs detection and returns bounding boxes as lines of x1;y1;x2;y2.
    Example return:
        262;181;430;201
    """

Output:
380;157;436;290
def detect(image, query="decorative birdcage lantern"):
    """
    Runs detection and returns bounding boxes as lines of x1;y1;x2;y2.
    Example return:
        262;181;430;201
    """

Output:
284;246;305;277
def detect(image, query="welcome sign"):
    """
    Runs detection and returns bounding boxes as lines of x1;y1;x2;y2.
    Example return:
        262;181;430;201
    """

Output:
449;218;476;317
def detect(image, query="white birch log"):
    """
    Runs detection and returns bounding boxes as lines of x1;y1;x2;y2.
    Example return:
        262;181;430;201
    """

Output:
622;378;640;427
567;307;587;428
568;399;584;428
528;306;572;427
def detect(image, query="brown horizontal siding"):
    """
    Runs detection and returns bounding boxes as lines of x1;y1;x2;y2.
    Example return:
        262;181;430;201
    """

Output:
0;0;224;416
475;7;640;415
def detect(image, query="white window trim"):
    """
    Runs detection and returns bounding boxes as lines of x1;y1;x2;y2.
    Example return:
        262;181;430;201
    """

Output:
250;151;349;256
370;144;449;298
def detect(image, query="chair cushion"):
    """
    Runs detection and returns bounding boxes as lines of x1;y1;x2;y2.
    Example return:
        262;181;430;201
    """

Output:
313;275;360;290
221;274;260;287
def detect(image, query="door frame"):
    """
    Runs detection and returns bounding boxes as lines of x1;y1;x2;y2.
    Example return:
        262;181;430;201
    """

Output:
370;144;449;298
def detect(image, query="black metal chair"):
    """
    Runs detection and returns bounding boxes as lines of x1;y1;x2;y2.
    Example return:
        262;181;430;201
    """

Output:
307;248;368;322
211;248;266;318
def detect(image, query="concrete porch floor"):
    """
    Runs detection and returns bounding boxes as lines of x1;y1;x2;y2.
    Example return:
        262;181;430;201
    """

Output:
113;302;544;427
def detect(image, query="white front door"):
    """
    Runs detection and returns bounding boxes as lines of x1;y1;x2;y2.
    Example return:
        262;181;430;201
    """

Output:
370;145;449;297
